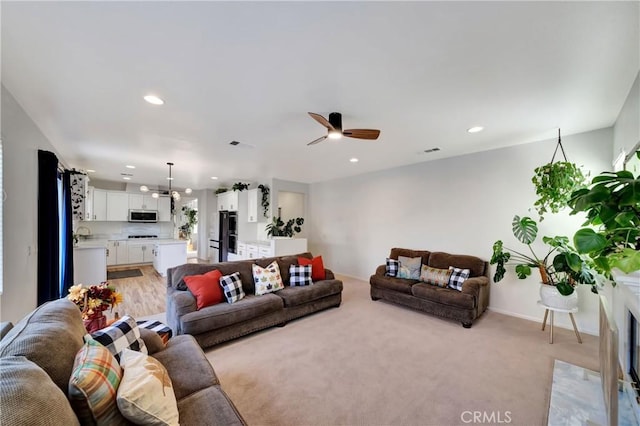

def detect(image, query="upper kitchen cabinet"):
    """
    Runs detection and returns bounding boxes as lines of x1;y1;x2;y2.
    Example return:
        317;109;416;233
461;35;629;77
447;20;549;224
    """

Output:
106;192;129;221
247;188;261;222
92;189;107;221
217;191;238;212
158;197;171;222
129;194;158;211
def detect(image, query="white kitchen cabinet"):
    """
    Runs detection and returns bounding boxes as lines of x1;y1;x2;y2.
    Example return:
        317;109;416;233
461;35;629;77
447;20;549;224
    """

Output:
153;242;187;277
129;194;158;211
73;247;107;284
217;191;238;212
237;242;246;259
128;243;154;264
107;192;129;221
106;240;128;266
259;245;273;258
158;197;171;222
84;186;94;221
247;188;260;222
246;244;258;259
92;189;107;221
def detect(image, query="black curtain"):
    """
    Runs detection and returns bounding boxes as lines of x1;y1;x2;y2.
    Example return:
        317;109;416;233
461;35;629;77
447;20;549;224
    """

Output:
61;170;74;295
37;150;60;305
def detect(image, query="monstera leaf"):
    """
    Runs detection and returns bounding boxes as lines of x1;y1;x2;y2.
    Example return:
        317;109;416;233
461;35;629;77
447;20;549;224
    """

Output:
512;215;538;245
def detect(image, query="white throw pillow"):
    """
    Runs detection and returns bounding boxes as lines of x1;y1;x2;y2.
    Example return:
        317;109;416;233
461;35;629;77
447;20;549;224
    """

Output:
117;349;179;426
252;261;285;295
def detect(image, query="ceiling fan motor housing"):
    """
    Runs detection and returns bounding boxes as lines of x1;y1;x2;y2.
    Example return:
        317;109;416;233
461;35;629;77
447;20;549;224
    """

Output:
328;112;342;131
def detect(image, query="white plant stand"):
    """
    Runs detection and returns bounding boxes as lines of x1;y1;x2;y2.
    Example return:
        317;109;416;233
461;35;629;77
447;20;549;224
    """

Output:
537;301;582;344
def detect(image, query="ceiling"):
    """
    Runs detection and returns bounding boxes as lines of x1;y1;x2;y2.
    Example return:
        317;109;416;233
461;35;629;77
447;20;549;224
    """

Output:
2;2;638;190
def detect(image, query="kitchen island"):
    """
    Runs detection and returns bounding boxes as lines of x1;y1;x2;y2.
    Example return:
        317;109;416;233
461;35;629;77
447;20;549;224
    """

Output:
73;242;108;284
153;240;188;277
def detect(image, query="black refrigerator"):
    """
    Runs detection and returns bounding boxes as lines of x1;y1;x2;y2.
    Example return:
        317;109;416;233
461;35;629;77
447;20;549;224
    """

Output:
219;211;237;262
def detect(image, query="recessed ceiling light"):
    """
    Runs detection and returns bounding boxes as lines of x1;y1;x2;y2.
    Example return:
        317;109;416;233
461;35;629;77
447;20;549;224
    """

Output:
467;126;484;133
211;176;218;180
349;158;359;163
126;165;136;169
86;169;96;173
144;95;164;105
123;177;131;180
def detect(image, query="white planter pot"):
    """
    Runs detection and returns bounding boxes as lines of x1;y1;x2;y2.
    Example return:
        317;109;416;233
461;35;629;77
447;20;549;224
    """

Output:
539;284;578;310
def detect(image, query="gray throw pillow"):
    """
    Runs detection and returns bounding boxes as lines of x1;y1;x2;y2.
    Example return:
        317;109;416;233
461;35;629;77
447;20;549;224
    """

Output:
398;256;422;280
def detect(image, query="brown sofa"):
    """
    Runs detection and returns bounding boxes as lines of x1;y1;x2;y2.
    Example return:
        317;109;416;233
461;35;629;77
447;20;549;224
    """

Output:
369;248;490;328
166;252;343;348
0;298;245;425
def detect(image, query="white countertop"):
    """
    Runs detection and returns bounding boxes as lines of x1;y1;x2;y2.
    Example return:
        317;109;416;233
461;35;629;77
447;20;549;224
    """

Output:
75;240;108;249
153;239;188;245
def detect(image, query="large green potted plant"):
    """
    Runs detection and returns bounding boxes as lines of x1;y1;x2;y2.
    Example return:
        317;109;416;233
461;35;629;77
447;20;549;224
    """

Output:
490;215;595;306
568;161;640;278
180;206;198;242
265;216;304;238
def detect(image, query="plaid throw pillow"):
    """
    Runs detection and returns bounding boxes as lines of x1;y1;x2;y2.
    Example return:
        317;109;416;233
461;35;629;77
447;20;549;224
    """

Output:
448;266;471;291
385;258;399;277
91;315;147;362
220;272;245;303
289;264;313;286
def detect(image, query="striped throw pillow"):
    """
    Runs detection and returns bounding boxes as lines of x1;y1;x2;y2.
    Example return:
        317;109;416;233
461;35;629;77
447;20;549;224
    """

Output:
420;265;453;288
69;336;126;425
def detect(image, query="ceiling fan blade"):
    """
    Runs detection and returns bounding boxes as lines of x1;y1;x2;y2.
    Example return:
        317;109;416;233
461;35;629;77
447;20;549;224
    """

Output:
307;135;327;146
343;129;380;140
308;112;335;131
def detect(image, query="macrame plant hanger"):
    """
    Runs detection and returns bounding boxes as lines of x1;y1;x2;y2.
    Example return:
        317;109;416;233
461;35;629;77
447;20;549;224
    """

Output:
550;128;568;163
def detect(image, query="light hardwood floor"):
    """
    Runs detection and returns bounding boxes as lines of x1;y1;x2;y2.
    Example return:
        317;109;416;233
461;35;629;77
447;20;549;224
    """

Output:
105;258;206;320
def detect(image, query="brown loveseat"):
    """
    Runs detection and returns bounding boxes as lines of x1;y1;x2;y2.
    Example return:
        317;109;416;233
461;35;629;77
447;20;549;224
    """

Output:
369;248;490;328
0;298;245;425
167;252;343;348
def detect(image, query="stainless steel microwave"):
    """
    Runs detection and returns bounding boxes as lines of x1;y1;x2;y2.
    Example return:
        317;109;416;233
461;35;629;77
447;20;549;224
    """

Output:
128;209;158;223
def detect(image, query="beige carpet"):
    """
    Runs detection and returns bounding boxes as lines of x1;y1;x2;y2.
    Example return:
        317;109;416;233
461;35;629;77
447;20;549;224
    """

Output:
205;275;598;426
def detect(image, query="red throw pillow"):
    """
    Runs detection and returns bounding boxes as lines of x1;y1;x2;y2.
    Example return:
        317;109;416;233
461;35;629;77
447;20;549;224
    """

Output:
183;270;223;310
298;256;326;281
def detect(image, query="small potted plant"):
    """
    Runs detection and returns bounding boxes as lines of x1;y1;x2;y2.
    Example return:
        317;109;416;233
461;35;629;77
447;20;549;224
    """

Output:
67;283;123;333
568;161;640;279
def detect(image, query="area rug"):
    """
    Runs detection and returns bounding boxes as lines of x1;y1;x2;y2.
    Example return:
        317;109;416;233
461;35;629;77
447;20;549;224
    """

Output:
107;268;143;280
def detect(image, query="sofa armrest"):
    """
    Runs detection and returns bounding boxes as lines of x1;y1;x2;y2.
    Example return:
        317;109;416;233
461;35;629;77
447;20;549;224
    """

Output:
139;328;165;355
461;276;489;295
166;288;197;334
324;269;335;280
375;265;386;276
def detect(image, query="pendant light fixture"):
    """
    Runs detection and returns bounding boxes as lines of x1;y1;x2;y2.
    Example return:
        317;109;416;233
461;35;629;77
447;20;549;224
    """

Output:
138;162;193;213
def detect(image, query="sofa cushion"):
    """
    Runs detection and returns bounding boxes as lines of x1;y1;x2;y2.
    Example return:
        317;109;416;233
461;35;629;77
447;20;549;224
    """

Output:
276;279;343;307
398;256;422;279
289;264;313;287
68;336;126;425
448;266;471;291
385;258;399;277
180;294;284;335
169;262;254;294
0;356;81;426
151;335;220;401
420;265;452;288
91;315;148;362
184;269;224;309
176;386;245;426
389;248;430;266
220;272;246;304
252;261;285;295
428;252;486;277
411;283;476;310
117;349;179;426
298;256;326;281
369;275;417;295
0;298;86;395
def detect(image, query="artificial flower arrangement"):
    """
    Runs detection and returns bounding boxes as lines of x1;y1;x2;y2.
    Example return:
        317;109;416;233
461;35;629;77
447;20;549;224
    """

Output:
67;282;122;320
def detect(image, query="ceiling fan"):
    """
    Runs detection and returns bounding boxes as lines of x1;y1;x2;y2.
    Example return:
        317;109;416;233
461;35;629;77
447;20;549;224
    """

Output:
307;112;381;146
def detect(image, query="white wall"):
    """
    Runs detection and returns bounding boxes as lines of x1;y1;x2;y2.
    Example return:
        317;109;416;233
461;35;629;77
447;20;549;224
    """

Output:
309;128;612;335
265;178;309;240
1;85;67;323
277;191;305;221
613;71;640;161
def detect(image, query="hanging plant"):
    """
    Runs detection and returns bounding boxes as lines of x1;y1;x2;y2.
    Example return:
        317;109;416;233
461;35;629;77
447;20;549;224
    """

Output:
531;129;587;221
232;182;250;192
258;184;270;218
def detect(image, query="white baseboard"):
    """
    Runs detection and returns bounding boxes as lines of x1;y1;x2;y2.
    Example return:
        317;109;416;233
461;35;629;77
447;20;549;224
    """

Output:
487;306;598;336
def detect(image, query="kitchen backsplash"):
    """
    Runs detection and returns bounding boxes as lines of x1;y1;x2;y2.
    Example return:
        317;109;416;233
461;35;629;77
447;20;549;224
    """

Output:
76;221;174;239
